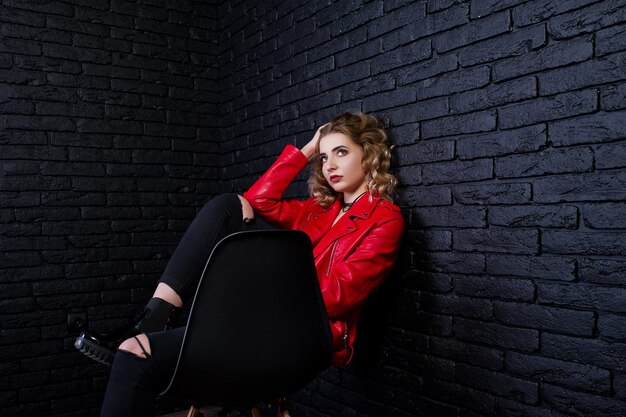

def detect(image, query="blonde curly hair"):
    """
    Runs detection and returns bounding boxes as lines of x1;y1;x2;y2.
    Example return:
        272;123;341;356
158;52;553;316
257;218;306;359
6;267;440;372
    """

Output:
308;111;398;207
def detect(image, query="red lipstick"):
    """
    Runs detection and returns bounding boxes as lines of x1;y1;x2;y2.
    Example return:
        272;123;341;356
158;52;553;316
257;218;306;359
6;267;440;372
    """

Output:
329;175;342;183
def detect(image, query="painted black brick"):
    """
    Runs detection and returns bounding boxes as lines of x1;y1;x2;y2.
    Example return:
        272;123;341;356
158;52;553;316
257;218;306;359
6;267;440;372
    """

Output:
494;302;595;336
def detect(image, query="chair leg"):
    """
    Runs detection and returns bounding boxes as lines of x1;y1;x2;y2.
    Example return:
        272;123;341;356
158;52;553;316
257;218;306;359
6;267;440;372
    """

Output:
277;397;290;417
186;406;199;417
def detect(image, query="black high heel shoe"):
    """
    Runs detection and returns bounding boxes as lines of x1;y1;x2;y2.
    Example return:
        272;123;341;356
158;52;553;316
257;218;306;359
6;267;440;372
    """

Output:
74;298;180;366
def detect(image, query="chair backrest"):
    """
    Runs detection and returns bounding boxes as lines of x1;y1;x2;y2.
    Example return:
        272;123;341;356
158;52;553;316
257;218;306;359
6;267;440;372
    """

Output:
161;230;332;407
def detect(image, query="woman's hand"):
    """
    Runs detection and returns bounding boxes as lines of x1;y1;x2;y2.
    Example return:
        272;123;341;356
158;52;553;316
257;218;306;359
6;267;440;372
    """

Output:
301;123;328;161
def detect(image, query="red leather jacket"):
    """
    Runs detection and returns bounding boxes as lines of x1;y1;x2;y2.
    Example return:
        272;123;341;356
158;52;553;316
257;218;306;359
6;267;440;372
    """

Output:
244;145;405;366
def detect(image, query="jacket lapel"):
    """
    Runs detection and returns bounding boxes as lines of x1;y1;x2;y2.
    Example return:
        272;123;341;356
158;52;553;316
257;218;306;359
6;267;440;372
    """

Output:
312;194;380;259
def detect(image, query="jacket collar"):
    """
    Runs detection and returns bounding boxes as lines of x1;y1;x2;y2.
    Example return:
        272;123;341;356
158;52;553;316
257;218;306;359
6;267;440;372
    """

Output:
311;192;382;259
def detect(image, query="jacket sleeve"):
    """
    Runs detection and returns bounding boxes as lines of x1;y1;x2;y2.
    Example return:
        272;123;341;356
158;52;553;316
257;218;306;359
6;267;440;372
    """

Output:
243;144;310;229
321;210;405;318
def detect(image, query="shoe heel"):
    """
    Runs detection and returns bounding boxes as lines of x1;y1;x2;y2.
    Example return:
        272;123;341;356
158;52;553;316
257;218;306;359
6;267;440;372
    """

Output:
75;334;115;366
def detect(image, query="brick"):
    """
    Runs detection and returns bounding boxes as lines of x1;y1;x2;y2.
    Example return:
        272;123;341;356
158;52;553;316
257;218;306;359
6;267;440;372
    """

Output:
414;205;486;228
548;0;626;39
416;66;490;101
538;51;626;95
601;83;626;111
454;317;539;351
459;24;546;66
407;230;452;251
371;39;431;75
495;302;595;335
0;37;42;56
495;398;574;417
487;254;576;281
455;228;539;254
1;23;71;45
489;205;578;228
0;68;46;85
595;141;626;170
329;1;383;37
419;252;485;274
395;165;422;185
596;23;626;56
534;171;626;203
387;122;419;145
507;352;611;394
424;379;495;415
456;363;539;404
493;35;593;81
385;97;449;123
419;291;494;321
14;56;80;74
396;53;458;86
3;161;39;176
549;110;626;147
367;1;426;39
579;258;626;285
422;158;493;184
3;0;73;16
395;3;469;44
319;29;370;66
599;313;626;341
471;0;527;18
454;183;531;205
433;10;510;53
396;140;454;165
41;191;106;207
454;275;535;301
393;306;453;336
0;192;40;208
43;43;112;64
429;336;503;370
362;86;417;111
582;203;626;228
542;384;626;417
451;77;537;113
457;124;546;159
617;373;626;399
543;230;626;256
399;186;452;207
496;147;593;178
512;0;599;27
499;89;597;129
0;5;46;27
423;111;496;139
538;282;626;313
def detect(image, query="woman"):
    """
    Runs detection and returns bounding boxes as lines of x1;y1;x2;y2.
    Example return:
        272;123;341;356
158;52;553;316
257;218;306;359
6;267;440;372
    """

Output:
78;111;405;416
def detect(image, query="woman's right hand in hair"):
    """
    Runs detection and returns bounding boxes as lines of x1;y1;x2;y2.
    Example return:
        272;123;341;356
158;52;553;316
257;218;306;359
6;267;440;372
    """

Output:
301;123;328;161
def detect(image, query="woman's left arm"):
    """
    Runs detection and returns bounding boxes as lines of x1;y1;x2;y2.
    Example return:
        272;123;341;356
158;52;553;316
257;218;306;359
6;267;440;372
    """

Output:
321;211;405;318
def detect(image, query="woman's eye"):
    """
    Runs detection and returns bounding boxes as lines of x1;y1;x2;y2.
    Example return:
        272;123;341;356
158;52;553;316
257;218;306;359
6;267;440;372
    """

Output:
319;155;327;162
337;149;348;156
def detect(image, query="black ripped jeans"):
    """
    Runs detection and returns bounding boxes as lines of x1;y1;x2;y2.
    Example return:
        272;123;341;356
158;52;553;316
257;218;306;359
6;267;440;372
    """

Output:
100;193;258;417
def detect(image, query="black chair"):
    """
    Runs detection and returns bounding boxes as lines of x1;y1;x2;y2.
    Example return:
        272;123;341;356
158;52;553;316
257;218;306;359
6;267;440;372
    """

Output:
160;230;333;417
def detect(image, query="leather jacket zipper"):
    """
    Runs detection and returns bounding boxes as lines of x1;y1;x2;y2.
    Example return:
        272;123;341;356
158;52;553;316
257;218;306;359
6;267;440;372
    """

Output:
326;240;337;276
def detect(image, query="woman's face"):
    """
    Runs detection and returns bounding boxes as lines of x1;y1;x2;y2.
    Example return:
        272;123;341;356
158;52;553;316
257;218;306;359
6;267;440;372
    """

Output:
318;132;368;201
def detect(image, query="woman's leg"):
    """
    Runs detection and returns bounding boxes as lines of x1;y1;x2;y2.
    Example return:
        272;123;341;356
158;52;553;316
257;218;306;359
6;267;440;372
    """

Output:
158;193;256;304
76;194;256;365
100;328;185;417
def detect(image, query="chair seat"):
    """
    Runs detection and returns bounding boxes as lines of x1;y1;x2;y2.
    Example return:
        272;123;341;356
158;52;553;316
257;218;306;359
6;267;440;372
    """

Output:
160;230;332;410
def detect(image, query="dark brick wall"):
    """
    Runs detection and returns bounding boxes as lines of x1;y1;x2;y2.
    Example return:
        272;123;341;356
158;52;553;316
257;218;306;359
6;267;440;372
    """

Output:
216;1;626;417
2;1;626;417
1;1;220;416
